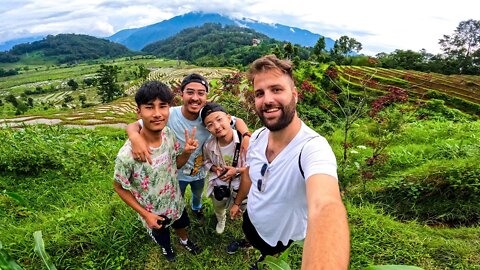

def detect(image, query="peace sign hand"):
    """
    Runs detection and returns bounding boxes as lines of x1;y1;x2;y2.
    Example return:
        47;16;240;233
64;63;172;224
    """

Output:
183;127;198;154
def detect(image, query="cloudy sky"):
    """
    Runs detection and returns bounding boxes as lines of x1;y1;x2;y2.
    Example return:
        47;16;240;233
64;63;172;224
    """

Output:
1;0;478;55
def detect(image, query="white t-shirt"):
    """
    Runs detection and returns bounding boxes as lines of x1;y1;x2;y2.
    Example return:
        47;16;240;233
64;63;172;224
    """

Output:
246;122;338;246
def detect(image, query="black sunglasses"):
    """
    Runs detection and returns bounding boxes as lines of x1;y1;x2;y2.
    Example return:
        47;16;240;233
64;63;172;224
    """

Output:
257;163;268;192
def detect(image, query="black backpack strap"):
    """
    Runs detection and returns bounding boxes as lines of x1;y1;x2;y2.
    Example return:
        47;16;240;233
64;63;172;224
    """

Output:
298;136;319;179
254;127;267;140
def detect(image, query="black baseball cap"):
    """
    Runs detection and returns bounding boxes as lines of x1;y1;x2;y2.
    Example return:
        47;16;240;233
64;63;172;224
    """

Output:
180;73;209;92
200;102;227;124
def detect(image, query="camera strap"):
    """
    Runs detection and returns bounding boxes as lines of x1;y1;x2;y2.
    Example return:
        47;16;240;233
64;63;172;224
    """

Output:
231;129;242;167
213;130;242;189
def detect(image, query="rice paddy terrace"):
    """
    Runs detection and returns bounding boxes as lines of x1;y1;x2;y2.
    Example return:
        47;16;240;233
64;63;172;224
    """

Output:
337;66;480;114
0;66;235;129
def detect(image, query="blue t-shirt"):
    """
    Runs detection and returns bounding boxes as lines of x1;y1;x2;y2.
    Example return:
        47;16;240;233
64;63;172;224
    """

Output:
138;106;236;182
167;106;211;182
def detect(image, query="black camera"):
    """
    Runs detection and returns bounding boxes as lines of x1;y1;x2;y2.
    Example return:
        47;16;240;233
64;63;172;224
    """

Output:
157;214;172;227
213;185;230;201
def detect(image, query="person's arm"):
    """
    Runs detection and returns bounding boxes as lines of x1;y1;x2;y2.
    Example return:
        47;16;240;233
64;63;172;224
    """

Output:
114;181;164;229
230;166;251;219
176;128;198;169
126;121;152;164
234;118;250;159
302;174;350;270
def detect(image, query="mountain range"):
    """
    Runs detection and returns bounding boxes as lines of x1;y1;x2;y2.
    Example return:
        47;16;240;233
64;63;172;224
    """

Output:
1;12;334;52
108;12;334;51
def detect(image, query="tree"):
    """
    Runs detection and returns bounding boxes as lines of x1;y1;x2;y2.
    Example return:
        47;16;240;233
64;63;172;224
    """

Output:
272;45;283;58
133;64;150;80
96;64;122;103
79;94;87;105
67;79;79;90
83;77;97;87
439;19;480;74
284;42;294;59
331;36;362;64
5;94;18;107
27;97;34;107
334;36;362;55
313;37;326;59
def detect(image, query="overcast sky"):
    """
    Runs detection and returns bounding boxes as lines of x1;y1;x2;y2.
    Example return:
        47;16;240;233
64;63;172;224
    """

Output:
1;0;478;55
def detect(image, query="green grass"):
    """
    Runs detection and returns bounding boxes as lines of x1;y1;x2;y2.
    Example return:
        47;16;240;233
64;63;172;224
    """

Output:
0;122;479;269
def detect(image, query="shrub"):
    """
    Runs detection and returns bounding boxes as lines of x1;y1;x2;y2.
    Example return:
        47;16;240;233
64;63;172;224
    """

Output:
372;159;480;226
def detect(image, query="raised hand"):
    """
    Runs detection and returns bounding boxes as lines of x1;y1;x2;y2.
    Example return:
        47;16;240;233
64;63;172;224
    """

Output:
183;127;198;154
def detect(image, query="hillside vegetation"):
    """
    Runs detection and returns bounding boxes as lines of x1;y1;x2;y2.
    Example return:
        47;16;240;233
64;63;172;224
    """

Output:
335;65;480;116
142;23;309;67
0;34;133;64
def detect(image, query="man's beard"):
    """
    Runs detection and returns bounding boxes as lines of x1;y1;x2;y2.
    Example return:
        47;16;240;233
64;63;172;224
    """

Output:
256;97;296;132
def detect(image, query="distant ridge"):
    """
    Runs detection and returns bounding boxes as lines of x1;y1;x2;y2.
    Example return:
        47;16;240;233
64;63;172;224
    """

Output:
108;12;334;50
0;36;44;52
1;34;132;64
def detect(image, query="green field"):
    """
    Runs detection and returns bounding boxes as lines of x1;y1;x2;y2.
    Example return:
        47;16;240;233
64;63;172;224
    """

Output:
1;56;479;269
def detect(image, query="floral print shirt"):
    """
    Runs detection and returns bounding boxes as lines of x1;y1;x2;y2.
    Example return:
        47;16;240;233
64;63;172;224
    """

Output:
114;126;184;229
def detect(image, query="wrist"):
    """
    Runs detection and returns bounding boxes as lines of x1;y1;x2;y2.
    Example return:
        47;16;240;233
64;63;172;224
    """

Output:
242;131;251;138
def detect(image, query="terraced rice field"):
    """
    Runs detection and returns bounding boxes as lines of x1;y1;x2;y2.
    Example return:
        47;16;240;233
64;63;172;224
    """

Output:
1;66;235;129
337;66;480;105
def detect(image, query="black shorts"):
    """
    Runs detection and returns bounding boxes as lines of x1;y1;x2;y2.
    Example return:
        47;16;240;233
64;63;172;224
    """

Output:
242;210;293;256
171;208;190;229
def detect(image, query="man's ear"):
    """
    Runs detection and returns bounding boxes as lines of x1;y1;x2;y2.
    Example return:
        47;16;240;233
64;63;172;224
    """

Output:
293;87;298;103
136;107;141;119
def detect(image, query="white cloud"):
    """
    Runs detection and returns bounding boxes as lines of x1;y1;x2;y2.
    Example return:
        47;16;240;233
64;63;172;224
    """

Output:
1;0;479;55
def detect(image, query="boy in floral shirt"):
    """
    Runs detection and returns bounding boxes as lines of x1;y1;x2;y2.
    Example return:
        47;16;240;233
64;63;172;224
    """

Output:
114;81;201;262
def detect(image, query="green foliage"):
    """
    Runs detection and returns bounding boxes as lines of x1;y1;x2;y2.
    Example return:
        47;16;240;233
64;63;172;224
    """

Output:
33;231;57;270
5;94;18;107
331;36;362;64
142;23;296;67
0;68;19;77
67;79;78;90
0;241;23;270
377;159;480;225
439;19;480;75
416;99;472;121
425;90;480;117
6;34;132;64
364;266;424;270
96;64;123;103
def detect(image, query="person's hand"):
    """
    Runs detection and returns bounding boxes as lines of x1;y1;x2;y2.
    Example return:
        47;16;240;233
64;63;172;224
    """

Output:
144;212;164;229
183;127;198;154
219;165;237;182
131;135;152;164
230;204;242;220
240;135;250;160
